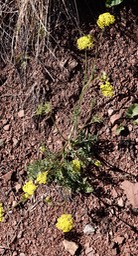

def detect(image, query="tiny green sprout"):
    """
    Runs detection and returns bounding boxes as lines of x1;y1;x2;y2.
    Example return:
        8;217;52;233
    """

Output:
99;71;109;83
116;125;125;135
91;114;103;124
35;102;52;116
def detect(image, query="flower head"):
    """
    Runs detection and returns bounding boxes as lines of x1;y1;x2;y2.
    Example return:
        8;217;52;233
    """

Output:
36;171;48;184
56;214;74;233
22;180;37;199
77;35;93;50
72;159;81;172
0;203;4;222
97;12;115;29
100;81;114;97
39;145;46;153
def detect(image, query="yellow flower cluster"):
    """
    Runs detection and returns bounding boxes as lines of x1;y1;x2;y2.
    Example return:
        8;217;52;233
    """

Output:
0;203;4;222
97;12;115;29
100;81;114;97
36;171;48;184
72;159;81;172
22;180;37;199
77;35;93;50
56;214;74;232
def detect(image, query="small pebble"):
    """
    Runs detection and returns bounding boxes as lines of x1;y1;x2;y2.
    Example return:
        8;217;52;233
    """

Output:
12;252;18;256
0;139;4;147
3;124;10;131
17;231;23;239
108;108;114;116
117;198;124;207
18;110;24;118
12;138;18;147
2;119;8;125
83;224;95;234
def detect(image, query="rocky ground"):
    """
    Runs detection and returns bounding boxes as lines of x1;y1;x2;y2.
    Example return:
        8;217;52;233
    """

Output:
0;0;138;255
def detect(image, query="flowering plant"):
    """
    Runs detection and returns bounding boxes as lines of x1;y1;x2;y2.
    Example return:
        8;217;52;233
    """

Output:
100;81;114;97
72;159;81;172
36;171;48;184
97;12;115;29
22;180;37;199
77;35;93;50
56;214;74;232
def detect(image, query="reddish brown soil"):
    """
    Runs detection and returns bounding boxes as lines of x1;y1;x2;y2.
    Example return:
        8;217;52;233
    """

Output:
0;2;138;256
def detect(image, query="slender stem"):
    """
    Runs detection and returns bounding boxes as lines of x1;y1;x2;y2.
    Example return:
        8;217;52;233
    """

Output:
51;116;68;142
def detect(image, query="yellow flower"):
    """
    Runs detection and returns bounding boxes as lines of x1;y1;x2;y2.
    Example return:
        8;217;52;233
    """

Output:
94;160;101;167
36;171;48;184
39;145;46;153
77;35;93;50
22;180;37;199
97;12;115;29
72;159;81;172
100;81;114;97
0;203;4;222
56;214;74;233
45;196;52;204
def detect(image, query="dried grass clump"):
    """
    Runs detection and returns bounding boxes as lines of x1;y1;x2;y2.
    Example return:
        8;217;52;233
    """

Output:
0;0;79;65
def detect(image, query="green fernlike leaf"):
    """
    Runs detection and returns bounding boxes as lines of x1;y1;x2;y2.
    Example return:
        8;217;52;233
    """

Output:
126;104;138;118
133;118;138;125
105;0;124;8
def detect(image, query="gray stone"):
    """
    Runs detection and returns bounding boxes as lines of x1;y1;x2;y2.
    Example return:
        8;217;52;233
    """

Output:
83;224;95;235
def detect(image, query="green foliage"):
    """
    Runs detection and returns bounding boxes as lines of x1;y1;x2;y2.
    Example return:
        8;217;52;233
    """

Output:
116;125;125;135
126;104;138;118
70;132;97;165
53;160;93;193
27;133;95;193
27;159;49;179
133;119;138;125
91;114;103;124
35;102;52;116
105;0;124;8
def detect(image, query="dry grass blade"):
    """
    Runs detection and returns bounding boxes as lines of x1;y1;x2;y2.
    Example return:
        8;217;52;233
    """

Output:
1;0;79;65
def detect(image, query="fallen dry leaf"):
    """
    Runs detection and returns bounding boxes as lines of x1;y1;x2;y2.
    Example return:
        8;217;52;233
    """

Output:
121;181;138;208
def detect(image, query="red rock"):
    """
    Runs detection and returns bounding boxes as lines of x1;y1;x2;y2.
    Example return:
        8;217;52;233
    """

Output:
18;110;24;118
115;236;125;245
3;124;10;131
